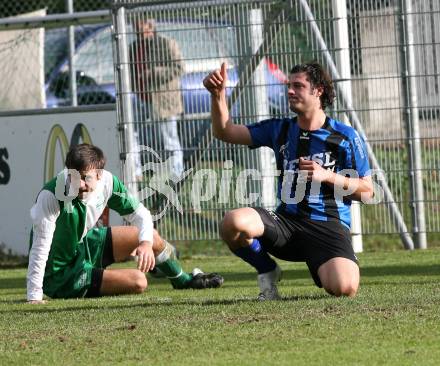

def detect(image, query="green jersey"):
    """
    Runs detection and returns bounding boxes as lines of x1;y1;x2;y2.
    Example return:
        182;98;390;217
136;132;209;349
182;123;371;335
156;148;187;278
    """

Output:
27;170;153;301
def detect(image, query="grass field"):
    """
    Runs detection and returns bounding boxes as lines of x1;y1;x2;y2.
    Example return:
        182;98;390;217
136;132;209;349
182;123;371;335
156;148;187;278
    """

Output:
1;249;440;366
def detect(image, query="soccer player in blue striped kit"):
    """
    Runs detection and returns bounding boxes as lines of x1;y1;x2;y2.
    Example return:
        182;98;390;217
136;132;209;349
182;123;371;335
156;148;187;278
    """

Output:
203;61;374;299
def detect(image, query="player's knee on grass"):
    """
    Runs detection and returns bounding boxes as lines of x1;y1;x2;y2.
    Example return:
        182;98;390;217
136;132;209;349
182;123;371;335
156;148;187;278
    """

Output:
324;278;358;297
318;258;359;298
132;271;148;294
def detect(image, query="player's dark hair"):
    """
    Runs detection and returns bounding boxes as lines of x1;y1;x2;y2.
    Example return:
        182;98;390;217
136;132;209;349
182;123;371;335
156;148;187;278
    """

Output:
65;143;106;171
290;61;335;109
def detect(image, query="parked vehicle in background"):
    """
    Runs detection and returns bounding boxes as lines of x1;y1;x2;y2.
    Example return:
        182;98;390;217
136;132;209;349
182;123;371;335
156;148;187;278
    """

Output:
44;21;288;115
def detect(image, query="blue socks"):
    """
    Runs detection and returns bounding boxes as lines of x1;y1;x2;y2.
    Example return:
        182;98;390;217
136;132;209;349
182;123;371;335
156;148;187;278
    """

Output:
232;239;277;274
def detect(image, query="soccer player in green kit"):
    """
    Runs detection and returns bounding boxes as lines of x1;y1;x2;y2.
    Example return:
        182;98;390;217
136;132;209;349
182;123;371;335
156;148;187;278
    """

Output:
27;144;223;303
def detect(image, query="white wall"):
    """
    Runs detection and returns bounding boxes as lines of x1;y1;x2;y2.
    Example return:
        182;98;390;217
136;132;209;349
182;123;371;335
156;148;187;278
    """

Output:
0;108;121;255
0;9;47;110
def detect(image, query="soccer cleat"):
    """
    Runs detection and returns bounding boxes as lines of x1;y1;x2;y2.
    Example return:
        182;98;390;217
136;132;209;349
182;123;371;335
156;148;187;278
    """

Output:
187;268;224;289
257;264;282;301
191;268;203;276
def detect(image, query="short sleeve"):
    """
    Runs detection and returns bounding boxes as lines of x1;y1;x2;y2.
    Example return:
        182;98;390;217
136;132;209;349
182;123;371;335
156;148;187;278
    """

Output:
107;175;140;215
346;131;370;177
246;118;280;149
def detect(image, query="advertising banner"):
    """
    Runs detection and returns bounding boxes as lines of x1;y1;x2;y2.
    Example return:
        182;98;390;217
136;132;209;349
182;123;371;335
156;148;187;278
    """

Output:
0;108;121;254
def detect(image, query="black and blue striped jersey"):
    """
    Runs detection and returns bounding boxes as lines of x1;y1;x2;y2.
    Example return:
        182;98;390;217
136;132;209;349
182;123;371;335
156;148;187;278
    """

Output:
247;116;370;228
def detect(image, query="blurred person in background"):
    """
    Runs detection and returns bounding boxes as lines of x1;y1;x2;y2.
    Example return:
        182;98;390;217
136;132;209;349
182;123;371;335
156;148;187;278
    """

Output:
130;18;185;179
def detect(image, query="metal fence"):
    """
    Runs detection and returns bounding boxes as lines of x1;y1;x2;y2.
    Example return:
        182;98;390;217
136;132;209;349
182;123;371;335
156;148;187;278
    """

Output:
0;1;108;17
111;0;440;250
0;0;439;250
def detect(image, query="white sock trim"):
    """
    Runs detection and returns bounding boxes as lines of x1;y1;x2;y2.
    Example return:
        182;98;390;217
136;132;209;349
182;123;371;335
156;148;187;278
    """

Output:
155;241;175;264
166;269;183;279
155;248;169;265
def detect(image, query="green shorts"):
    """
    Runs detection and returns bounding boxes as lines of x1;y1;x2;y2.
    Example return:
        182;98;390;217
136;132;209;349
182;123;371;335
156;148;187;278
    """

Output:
43;227;112;299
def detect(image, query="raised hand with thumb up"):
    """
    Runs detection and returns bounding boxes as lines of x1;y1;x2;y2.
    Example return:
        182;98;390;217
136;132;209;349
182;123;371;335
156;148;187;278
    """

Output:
203;62;228;97
202;61;252;145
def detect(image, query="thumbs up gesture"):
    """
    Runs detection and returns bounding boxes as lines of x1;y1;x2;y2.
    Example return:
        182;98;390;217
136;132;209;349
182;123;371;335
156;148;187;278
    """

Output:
203;62;228;97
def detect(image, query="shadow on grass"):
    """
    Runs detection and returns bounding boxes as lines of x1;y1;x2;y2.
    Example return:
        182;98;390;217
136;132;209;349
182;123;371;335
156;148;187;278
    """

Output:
221;268;312;283
0;292;330;314
361;263;440;278
221;262;440;284
0;277;25;290
197;293;328;306
1;263;438;310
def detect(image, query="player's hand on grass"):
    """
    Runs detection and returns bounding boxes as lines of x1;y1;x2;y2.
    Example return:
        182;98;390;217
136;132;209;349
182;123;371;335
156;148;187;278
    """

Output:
136;241;155;273
27;300;47;304
203;62;227;97
299;157;332;183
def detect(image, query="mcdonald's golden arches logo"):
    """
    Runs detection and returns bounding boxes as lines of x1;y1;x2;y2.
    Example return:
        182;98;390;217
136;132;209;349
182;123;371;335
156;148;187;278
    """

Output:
44;123;93;182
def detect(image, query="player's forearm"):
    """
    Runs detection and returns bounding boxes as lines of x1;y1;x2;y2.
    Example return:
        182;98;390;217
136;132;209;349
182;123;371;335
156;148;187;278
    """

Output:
325;172;374;202
123;204;154;244
27;235;52;301
28;192;59;301
211;92;231;141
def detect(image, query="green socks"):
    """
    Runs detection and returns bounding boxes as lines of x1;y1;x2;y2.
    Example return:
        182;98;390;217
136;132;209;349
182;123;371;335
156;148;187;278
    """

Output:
155;259;192;289
155;241;192;289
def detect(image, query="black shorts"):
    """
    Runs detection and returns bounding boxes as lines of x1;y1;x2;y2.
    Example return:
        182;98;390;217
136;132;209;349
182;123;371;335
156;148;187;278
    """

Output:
86;227;115;298
254;207;358;287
